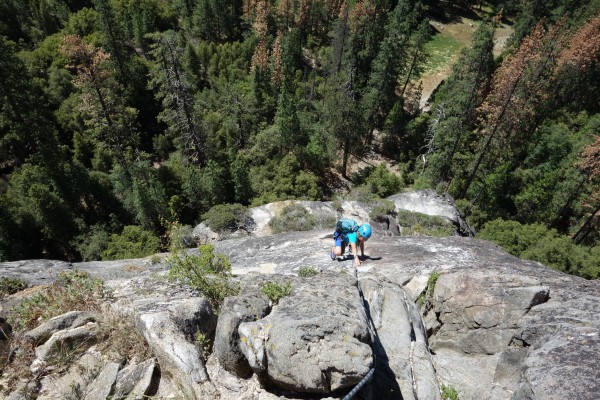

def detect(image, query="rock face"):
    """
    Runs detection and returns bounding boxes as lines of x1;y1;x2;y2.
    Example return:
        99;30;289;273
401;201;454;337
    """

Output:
0;192;598;400
236;273;372;394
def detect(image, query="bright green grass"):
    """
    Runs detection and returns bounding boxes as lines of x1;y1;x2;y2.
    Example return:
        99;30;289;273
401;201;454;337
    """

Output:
423;33;464;74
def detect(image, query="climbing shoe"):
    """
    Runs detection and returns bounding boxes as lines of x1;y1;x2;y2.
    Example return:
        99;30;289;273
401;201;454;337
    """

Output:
330;250;336;260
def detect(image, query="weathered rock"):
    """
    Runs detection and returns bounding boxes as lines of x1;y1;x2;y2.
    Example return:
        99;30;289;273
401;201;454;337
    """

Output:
139;311;207;395
387;190;471;235
360;276;440;400
84;361;121;400
214;292;270;378
192;222;221;244
0;194;598;400
114;358;156;399
25;310;97;344
427;272;550;355
238;273;373;394
34;322;99;362
37;351;103;399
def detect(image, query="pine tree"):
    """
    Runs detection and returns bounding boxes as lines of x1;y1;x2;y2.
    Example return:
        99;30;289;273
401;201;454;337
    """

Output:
572;135;600;244
60;34;141;156
0;36;62;168
361;0;426;142
148;31;204;165
94;0;130;82
460;19;568;198
347;0;392;91
330;1;350;75
323;73;365;177
274;29;303;154
423;19;496;189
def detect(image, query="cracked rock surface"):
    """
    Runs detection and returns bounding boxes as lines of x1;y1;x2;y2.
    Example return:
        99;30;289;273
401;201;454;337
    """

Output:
1;192;598;399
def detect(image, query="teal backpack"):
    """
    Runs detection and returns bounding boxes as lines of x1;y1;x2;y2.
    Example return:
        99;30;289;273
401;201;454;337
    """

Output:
336;219;359;234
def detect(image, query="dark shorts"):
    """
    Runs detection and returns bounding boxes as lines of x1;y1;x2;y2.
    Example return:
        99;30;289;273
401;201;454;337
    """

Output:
333;231;346;248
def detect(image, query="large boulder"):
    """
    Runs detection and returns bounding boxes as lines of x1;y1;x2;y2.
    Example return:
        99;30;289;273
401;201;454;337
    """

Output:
213;292;270;378
238;273;373;394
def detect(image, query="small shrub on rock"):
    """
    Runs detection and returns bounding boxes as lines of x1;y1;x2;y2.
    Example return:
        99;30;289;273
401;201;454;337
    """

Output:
441;384;460;400
0;277;28;299
167;244;238;309
270;204;318;234
167;222;195;249
260;281;292;304
11;271;110;332
96;309;153;363
298;266;319;277
201;203;249;233
417;271;440;308
369;199;397;222
397;210;455;237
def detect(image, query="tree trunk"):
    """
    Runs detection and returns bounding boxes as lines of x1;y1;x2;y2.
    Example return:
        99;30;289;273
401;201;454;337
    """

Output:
572;204;600;244
459;74;522;198
342;137;350;178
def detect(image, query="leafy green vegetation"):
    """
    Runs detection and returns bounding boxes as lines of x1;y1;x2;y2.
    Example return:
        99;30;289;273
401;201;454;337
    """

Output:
369;199;397;222
441;384;460;400
201;203;249;233
101;225;161;261
9;271;109;332
260;281;293;304
352;164;404;199
0;1;598;282
167;244;238;309
298;266;319;277
479;219;600;279
397;210;456;237
269;203;335;234
417;271;440;307
4;271;151;391
0;277;28;299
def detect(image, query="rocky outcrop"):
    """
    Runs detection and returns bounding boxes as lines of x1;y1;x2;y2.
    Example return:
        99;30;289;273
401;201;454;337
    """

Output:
237;273;372;394
193;189;469;241
0;193;598;400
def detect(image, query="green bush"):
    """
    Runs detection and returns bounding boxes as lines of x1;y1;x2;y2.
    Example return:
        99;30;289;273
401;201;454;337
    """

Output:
270;204;318;234
352;164;403;198
201;203;248;233
249;154;322;206
167;222;195;249
397;210;456;237
260;281;292;304
331;198;344;213
0;277;28;299
101;225;161;261
478;219;600;279
441;384;460;400
167;244;238;309
75;227;111;261
417;271;440;307
369;199;397;221
298;266;319;277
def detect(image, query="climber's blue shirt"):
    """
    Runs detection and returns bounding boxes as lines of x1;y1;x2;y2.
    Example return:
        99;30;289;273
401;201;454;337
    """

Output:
333;230;358;247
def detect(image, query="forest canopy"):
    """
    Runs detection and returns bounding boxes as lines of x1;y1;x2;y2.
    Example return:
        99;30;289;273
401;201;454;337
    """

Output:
0;0;598;278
